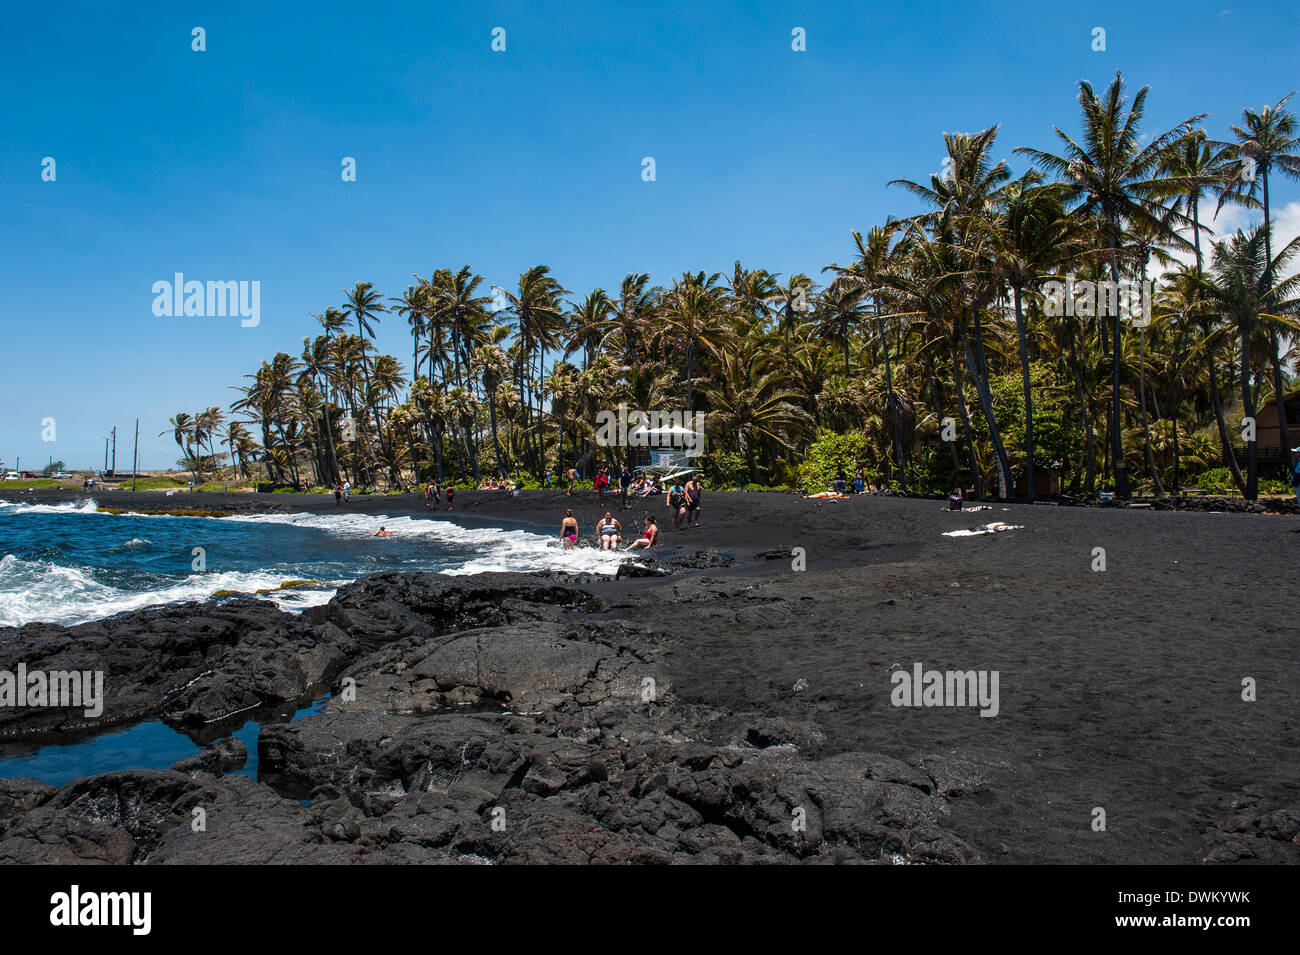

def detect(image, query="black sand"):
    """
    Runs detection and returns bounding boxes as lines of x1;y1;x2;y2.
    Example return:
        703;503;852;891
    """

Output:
2;486;1297;863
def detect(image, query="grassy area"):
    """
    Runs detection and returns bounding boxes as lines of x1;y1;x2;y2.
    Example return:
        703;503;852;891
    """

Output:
0;478;85;490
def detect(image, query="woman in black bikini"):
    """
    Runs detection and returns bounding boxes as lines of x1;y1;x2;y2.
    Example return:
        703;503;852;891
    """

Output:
560;508;579;550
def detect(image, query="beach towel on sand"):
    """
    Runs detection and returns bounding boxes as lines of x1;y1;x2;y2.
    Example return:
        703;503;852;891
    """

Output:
943;521;1024;537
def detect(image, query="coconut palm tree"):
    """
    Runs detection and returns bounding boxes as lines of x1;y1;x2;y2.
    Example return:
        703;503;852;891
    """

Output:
163;413;198;483
1197;224;1300;498
1017;72;1203;498
341;282;388;483
981;173;1080;499
1230;93;1300;460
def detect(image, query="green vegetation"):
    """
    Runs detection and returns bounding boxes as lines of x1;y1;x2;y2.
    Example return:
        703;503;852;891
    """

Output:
158;77;1298;502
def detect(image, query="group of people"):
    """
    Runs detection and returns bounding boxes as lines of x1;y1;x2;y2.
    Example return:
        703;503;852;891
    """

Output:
804;467;901;499
561;509;659;551
332;481;351;504
589;465;634;505
422;482;455;510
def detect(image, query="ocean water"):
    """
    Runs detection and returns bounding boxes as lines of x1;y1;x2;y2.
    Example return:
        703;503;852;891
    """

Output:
0;498;622;789
0;498;623;629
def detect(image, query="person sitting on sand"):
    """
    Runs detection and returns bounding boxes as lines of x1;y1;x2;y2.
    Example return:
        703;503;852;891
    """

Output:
622;516;658;551
371;526;393;537
640;476;661;497
597;511;622;550
854;468;865;494
560;508;579;550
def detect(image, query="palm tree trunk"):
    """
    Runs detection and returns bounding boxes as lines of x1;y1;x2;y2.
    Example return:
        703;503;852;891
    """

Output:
876;303;905;492
1105;221;1131;499
1240;323;1258;500
1138;328;1163;495
961;330;1012;499
1012;285;1036;501
950;342;986;498
1207;346;1246;494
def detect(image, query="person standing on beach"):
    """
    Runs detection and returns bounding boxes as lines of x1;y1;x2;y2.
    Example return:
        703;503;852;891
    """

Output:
342;481;351;504
619;464;633;509
446;485;455;510
667;479;686;529
854;468;865;494
560;508;579;550
684;475;702;526
424;482;433;509
334;482;342;505
595;467;609;504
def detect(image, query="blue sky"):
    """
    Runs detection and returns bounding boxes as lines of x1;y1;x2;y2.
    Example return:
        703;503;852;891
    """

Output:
2;0;1297;471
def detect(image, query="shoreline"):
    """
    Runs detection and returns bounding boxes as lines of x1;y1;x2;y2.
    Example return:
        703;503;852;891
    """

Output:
1;486;1297;863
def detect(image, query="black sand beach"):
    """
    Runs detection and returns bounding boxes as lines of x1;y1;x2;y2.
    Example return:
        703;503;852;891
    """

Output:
1;487;1297;864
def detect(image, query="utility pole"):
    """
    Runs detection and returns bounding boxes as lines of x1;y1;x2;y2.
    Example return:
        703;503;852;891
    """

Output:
132;419;139;491
110;427;117;476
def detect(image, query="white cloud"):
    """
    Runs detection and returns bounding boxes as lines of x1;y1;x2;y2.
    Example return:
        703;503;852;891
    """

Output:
1160;200;1300;279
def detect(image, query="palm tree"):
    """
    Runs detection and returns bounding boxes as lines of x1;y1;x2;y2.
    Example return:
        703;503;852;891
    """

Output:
1197;225;1300;499
700;344;814;483
981;173;1079;499
605;273;659;368
1017;72;1202;498
474;343;511;476
1161;131;1242;491
341;282;388;483
660;273;726;413
565;290;612;369
1230;93;1300;460
501;265;569;476
162;413;197;483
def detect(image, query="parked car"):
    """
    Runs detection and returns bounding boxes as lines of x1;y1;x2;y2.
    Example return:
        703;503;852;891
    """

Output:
52;471;73;479
3;472;17;481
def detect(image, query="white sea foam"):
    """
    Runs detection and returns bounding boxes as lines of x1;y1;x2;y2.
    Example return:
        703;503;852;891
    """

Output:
0;498;100;515
0;504;623;628
0;553;337;629
225;511;626;576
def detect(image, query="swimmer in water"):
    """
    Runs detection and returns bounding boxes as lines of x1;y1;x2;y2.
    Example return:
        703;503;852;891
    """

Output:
371;526;393;537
